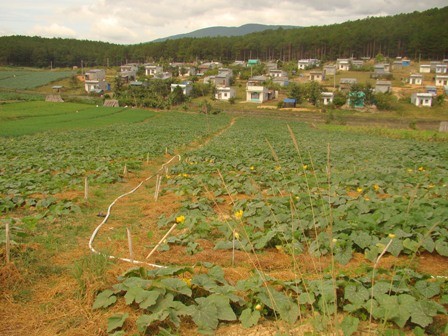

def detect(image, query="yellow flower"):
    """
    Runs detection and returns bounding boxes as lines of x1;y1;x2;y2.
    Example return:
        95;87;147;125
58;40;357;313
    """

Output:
357;187;363;193
250;166;255;170
407;168;413;173
234;210;243;220
275;166;281;171
332;238;338;243
233;231;240;239
364;196;370;201
176;215;186;224
303;164;308;170
373;184;380;191
182;173;189;178
418;166;425;172
388;233;396;239
182;278;192;287
165;174;171;179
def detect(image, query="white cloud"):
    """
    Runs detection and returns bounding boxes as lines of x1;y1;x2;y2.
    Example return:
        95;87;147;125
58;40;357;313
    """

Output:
29;23;77;38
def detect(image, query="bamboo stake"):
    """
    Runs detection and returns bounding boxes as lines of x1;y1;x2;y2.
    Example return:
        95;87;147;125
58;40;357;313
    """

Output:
146;223;178;259
5;221;10;263
146;153;149;163
232;229;236;267
84;176;88;200
154;175;162;201
123;164;128;176
126;227;133;263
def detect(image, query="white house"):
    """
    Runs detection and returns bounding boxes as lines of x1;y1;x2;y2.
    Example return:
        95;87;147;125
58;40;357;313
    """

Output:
145;64;163;76
409;74;423;85
337;59;350;71
84;69;107;93
321;92;334;105
153;72;172;80
419;64;431;73
411;93;433;107
309;70;325;82
120;63;138;82
435;75;448;87
269;69;287;78
298;59;318;70
351;60;364;69
215;87;235;101
246;76;269;103
170;81;192;96
273;76;289;87
436;64;448;74
339;78;357;91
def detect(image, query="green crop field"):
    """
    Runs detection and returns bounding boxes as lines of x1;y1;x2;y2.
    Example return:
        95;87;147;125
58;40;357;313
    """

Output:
0;104;447;335
0;70;74;89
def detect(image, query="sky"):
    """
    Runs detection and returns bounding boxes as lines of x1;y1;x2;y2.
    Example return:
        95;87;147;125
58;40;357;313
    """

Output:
0;1;446;44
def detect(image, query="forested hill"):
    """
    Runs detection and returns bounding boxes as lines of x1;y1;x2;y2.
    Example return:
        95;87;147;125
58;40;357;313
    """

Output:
0;6;447;68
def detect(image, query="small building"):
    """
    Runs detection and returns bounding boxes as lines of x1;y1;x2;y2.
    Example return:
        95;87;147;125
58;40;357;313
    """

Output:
392;61;402;71
218;68;233;78
298;59;318;70
430;61;439;71
435;64;448;74
351;60;364;69
246;76;269;103
321;92;334;105
309;70;325;82
84;69;107;93
375;80;392;93
411;93;433;107
232;60;246;67
120;63;138;82
145;64;163;76
153;72;172;80
419;64;431;73
426;86;437;95
180;66;197;77
247;59;260;67
283;98;296;108
272;76;289;87
435;75;448;87
265;62;278;71
409;74;423;85
339;78;357;91
269;69;287;78
348;91;366;108
337;59;350;71
324;65;337;76
215;87;235;101
170;81;192;96
204;74;230;87
402;59;411;67
374;64;390;75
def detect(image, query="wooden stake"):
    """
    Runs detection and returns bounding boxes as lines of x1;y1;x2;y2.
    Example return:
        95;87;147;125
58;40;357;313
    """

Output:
146;223;178;259
84;176;88;200
146;153;149;163
123;164;128;176
5;221;10;263
154;175;162;201
126;227;134;263
232;229;236;267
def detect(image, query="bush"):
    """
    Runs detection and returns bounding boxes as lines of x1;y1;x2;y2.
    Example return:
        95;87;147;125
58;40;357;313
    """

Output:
374;92;397;110
332;91;347;108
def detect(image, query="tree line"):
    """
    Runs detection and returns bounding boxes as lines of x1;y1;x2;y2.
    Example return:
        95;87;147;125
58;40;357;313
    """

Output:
0;6;447;68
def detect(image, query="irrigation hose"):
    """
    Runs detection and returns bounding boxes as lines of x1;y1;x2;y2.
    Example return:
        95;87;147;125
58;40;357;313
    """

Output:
88;155;181;268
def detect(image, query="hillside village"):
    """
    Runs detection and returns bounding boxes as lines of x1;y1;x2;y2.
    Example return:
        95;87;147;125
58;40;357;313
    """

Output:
79;56;448;111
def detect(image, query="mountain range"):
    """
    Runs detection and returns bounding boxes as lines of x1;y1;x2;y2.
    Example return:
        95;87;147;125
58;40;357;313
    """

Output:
152;23;300;42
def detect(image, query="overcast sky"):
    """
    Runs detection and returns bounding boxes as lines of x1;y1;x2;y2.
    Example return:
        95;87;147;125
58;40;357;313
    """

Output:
0;1;445;44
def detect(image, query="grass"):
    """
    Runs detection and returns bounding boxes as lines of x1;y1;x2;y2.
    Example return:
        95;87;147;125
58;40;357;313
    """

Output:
0;101;156;136
0;70;74;89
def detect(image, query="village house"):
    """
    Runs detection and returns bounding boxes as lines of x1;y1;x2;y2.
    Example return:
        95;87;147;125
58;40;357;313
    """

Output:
170;81;192;96
246;76;270;103
426;86;437;95
84;69;108;93
204;74;231;87
402;59;411;67
153;72;172;80
144;64;163;77
348;91;366;108
339;78;357;91
323;65;337;76
232;60;246;67
120;63;138;82
411;92;433;107
409;74;423;85
178;66;197;77
337;59;350;71
265;61;278;71
215;86;235;101
218;68;233;78
298;59;318;70
375;80;392;93
419;64;431;73
374;63;390;75
321;92;334;105
435;64;447;74
273;76;289;87
309;70;325;82
392;61;402;71
269;69;287;78
435;75;448;87
430;61;439;72
351;60;364;70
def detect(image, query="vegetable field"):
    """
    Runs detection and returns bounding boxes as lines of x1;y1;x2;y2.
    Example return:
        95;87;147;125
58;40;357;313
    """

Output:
0;103;447;335
0;70;74;89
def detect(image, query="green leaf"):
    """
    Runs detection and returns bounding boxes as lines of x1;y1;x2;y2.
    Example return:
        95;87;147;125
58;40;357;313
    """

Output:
340;315;359;336
413;326;425;336
192;274;218;292
258;287;299;324
124;286;161;306
160;278;192;297
403;238;419;253
239;308;260;328
409;301;435;328
334;246;353;265
107;313;128;333
415;280;440;299
192;297;219;333
92;289;117;309
351;231;372;249
435;239;448;256
344;284;369;304
207;294;237;321
298;292;315;305
136;311;169;332
108;331;125;336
